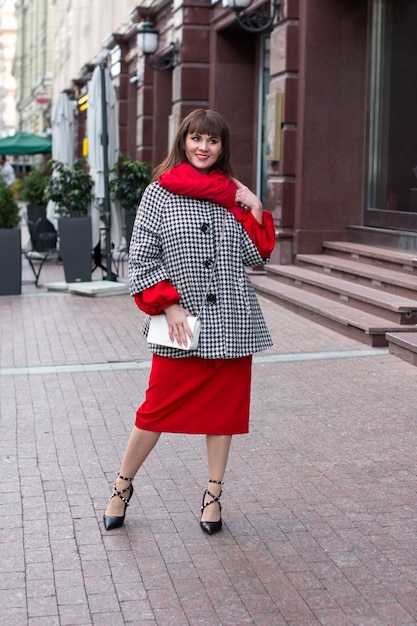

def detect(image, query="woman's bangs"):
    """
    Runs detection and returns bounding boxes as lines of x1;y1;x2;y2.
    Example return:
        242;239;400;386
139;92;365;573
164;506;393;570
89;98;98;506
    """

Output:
188;112;224;139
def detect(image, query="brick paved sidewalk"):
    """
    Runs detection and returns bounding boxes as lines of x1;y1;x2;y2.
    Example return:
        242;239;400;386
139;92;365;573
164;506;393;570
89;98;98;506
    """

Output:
1;260;417;625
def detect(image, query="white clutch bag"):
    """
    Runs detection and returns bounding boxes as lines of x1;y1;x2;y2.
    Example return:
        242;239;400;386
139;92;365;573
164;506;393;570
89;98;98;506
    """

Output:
147;314;201;351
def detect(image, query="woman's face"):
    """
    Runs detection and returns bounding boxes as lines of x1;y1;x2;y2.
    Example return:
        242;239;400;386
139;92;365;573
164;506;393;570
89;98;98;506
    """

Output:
184;132;222;173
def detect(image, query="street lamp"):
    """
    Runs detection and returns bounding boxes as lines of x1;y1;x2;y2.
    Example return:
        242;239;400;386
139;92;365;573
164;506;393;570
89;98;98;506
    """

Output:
227;0;281;33
136;22;178;71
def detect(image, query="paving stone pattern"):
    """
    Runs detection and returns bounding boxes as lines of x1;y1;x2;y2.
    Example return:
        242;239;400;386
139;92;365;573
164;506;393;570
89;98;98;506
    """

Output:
1;259;417;625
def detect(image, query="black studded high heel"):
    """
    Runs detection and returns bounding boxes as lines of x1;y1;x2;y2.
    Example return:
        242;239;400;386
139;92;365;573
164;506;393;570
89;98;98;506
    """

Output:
103;474;134;531
200;479;223;535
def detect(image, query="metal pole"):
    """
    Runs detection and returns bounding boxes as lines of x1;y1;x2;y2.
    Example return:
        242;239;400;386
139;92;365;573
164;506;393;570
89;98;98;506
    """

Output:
99;62;114;281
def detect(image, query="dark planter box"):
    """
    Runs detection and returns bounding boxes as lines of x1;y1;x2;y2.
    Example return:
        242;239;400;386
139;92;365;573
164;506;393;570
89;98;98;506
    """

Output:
0;228;22;296
58;216;92;283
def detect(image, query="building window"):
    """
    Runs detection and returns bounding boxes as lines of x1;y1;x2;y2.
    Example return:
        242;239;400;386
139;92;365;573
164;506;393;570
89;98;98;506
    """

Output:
368;0;417;215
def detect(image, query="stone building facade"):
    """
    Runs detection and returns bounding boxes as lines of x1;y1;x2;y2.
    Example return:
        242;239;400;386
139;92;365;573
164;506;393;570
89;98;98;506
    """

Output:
13;0;417;260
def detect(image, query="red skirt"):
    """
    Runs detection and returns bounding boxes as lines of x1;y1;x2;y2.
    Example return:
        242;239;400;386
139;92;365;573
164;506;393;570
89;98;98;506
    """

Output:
135;355;252;435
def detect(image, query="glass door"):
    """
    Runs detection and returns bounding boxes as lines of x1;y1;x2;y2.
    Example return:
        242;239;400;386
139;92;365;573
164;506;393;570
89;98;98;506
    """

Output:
366;0;417;230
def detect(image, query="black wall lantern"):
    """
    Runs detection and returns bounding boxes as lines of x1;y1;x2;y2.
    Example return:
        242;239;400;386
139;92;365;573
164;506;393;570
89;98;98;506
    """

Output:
228;0;281;33
136;21;178;71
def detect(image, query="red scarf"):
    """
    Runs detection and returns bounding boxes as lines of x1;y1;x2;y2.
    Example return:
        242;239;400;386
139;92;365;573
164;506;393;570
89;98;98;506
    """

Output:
158;162;246;221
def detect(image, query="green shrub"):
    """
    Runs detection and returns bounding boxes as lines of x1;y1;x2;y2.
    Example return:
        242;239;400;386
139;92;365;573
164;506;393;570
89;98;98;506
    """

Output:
20;168;48;205
46;159;93;217
109;154;152;209
0;179;20;228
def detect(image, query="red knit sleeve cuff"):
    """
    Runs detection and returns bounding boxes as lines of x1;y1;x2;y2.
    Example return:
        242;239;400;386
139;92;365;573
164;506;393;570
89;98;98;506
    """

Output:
239;210;276;259
133;280;181;315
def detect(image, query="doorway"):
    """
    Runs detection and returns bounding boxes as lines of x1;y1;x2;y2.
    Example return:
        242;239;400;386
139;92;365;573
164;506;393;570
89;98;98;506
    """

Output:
366;0;417;231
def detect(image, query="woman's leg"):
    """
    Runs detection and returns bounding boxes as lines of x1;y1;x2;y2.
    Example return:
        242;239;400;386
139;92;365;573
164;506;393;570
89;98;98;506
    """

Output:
201;434;232;523
105;427;161;517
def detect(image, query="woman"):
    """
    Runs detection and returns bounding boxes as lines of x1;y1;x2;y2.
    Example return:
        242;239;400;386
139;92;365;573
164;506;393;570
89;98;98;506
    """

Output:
104;109;275;535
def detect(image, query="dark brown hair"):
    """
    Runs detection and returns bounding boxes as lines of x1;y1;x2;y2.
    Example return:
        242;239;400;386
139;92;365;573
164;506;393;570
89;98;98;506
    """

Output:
152;109;235;181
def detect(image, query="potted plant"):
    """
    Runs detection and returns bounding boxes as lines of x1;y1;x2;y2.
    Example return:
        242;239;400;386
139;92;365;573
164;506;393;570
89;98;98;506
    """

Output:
109;154;152;246
0;179;21;295
20;168;48;222
46;159;93;282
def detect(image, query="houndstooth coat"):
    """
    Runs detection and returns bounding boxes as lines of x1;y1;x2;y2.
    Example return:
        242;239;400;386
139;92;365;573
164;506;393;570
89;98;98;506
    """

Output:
129;182;273;359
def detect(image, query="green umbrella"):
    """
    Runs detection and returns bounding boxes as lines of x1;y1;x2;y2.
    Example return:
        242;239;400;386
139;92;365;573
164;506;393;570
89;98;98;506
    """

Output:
0;131;52;155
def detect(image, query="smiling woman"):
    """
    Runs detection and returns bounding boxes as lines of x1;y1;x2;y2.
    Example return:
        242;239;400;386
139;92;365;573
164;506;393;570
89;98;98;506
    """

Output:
103;109;276;535
184;131;222;173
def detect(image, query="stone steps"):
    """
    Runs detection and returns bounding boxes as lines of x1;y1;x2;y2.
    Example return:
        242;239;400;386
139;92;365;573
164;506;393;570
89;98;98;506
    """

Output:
250;240;417;357
296;252;417;299
385;332;417;366
265;264;417;325
322;240;417;271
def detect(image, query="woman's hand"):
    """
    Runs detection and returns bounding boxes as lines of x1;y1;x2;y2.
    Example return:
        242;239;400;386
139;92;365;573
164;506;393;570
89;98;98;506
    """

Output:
163;303;195;346
233;179;263;223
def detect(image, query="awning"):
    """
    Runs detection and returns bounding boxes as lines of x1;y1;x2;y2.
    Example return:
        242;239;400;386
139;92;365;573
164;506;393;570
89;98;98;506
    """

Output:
0;131;52;155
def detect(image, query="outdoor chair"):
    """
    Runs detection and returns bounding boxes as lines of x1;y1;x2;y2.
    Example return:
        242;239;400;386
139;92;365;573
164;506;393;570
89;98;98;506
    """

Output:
24;215;60;286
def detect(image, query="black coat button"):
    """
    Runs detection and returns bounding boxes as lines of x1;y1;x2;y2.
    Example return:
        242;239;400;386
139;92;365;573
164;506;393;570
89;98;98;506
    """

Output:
206;293;217;304
204;258;214;269
201;223;210;234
